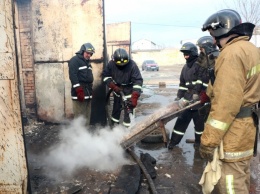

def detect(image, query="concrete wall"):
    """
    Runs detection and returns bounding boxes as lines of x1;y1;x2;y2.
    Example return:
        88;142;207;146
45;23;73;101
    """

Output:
106;22;131;59
17;0;106;123
0;0;28;192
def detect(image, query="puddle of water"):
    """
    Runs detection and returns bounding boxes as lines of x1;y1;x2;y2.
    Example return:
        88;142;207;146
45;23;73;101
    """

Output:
134;142;168;163
142;87;155;95
143;84;179;89
134;112;198;167
141;95;172;107
135;85;199;167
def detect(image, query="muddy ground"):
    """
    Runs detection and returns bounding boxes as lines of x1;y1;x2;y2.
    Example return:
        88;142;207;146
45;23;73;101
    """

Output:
24;65;260;194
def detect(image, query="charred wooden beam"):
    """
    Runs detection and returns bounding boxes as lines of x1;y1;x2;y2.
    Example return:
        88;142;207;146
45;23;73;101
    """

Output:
120;101;200;149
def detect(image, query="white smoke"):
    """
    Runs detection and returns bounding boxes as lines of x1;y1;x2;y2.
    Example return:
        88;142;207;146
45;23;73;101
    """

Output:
42;117;131;177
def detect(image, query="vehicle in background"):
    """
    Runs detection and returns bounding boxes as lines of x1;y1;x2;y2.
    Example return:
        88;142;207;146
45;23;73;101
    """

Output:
141;60;159;71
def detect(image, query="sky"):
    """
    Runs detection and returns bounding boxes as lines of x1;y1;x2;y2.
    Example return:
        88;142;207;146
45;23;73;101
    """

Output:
104;0;228;48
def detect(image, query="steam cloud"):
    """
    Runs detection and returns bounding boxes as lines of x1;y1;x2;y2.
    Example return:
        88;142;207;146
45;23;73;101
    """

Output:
42;117;131;177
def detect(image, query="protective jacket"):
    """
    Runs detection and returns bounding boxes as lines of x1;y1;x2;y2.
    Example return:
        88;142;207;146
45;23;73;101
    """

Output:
177;57;207;109
195;52;217;91
68;50;93;100
201;36;260;162
102;60;143;97
102;59;143;127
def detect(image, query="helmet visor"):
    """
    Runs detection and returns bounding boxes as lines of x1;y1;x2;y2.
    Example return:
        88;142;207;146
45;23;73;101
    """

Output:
115;59;129;66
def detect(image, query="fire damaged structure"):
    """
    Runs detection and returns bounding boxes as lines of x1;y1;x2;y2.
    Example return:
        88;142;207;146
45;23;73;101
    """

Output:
1;0;107;192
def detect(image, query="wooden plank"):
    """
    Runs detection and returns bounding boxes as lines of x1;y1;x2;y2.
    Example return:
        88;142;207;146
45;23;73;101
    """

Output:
120;101;200;149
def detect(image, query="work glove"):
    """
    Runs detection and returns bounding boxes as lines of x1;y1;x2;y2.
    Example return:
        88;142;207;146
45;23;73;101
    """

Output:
130;91;140;108
108;82;121;93
200;91;210;104
178;97;189;109
192;93;199;101
199;144;215;162
174;97;180;101
75;86;85;102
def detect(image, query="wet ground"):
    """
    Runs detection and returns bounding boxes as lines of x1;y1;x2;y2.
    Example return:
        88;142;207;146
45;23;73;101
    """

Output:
25;66;260;194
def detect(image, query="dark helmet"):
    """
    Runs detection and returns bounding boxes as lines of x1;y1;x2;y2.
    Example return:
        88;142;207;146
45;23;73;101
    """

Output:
196;36;217;54
80;43;95;54
180;42;198;57
201;9;255;39
113;48;129;66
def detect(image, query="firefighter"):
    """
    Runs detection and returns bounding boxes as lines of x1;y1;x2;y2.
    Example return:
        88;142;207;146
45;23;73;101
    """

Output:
199;9;260;193
68;43;95;125
168;42;207;149
195;36;219;122
102;48;143;127
196;36;218;68
195;36;218;93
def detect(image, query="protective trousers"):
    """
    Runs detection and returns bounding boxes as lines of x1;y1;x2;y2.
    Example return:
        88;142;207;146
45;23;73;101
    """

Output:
111;93;130;127
170;109;204;144
73;100;92;126
212;159;251;194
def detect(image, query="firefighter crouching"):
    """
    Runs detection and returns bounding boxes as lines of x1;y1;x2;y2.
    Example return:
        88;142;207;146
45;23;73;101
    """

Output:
102;48;143;127
199;9;260;193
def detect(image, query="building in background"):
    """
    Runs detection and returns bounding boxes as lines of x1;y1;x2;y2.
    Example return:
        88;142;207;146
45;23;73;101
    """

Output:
132;39;163;50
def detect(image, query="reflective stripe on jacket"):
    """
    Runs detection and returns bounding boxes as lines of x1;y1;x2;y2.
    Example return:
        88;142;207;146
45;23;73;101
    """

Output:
177;57;208;101
201;36;260;162
68;53;94;100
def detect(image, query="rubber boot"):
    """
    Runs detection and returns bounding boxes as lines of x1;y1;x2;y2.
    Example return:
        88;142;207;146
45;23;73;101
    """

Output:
194;134;201;147
110;119;119;128
168;132;181;150
168;140;178;150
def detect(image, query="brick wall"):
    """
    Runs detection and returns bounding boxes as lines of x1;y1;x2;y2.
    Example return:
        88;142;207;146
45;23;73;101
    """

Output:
17;0;36;116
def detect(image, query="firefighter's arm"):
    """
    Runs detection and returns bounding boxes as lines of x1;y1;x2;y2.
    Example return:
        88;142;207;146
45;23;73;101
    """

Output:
130;63;143;107
201;56;245;148
68;58;80;88
176;69;187;99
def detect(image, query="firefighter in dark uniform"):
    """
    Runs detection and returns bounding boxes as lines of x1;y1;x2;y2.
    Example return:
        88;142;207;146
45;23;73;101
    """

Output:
102;48;143;127
68;43;95;125
168;42;208;149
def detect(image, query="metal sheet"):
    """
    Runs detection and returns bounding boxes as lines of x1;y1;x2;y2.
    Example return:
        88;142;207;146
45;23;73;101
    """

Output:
106;22;131;59
35;63;65;122
32;0;104;62
31;0;105;122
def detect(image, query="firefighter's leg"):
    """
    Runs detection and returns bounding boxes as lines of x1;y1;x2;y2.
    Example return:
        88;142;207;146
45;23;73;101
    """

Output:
192;110;205;144
72;100;91;126
213;160;251;194
168;109;192;149
123;108;131;127
111;94;122;125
